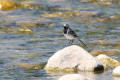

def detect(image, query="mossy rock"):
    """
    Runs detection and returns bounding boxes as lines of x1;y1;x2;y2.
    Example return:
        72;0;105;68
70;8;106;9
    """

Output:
0;0;20;10
110;15;120;20
115;42;120;49
96;54;120;68
17;27;34;34
90;0;118;5
18;62;46;70
0;0;42;10
44;11;98;18
16;23;39;27
94;40;111;45
21;3;43;10
44;67;77;73
90;50;120;55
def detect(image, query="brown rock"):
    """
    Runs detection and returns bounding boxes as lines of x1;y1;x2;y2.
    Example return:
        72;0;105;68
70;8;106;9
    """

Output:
18;63;45;70
0;0;20;10
90;50;120;55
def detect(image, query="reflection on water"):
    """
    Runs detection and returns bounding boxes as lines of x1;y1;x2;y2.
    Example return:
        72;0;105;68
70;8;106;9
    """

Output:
0;0;120;80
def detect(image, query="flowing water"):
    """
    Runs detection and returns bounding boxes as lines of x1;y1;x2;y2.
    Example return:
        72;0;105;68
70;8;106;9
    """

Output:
0;0;120;80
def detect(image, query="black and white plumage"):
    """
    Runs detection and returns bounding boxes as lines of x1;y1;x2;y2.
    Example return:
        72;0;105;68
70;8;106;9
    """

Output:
63;24;87;47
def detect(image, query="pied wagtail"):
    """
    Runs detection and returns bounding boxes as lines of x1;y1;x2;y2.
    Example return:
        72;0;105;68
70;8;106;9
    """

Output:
63;24;87;47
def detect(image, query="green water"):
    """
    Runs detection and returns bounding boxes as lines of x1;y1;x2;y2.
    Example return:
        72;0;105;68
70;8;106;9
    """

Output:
0;0;120;80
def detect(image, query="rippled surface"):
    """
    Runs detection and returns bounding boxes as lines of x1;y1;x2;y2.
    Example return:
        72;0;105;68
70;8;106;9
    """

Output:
0;0;120;80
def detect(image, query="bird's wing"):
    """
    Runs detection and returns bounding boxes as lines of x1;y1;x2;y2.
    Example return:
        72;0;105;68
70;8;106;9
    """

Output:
68;28;78;37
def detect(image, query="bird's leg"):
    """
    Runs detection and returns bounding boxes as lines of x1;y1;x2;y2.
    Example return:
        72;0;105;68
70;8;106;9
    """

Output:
65;40;72;46
69;40;74;45
69;40;72;44
71;40;74;45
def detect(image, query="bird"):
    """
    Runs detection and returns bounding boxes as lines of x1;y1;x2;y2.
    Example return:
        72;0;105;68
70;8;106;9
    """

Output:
63;24;87;47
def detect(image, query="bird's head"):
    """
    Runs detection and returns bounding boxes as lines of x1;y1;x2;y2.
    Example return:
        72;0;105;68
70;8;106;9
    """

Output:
63;24;69;29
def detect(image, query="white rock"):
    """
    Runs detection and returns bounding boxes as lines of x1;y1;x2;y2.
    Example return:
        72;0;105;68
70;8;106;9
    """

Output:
45;45;104;72
114;77;120;80
96;54;120;68
112;66;120;77
0;4;2;9
58;74;91;80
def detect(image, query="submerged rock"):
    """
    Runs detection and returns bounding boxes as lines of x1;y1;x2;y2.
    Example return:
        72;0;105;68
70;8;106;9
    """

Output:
0;0;20;10
93;40;111;45
112;66;120;77
110;15;120;20
58;74;91;80
17;27;33;34
90;0;119;5
96;54;120;68
0;0;42;10
90;50;120;55
44;11;99;18
18;62;46;70
45;45;104;72
115;42;120;49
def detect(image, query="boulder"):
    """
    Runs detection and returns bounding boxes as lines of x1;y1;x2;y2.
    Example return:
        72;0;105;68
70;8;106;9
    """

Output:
96;54;120;68
112;66;120;77
45;45;104;72
58;74;91;80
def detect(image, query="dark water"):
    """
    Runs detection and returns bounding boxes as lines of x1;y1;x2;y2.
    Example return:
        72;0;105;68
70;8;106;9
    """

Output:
0;0;120;80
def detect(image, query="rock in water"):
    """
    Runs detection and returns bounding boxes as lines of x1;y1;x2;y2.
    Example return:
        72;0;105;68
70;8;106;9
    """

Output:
0;0;20;10
58;74;91;80
45;45;104;72
112;66;120;77
96;54;120;68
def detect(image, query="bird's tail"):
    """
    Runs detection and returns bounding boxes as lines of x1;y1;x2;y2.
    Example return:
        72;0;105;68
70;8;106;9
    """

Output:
77;39;88;48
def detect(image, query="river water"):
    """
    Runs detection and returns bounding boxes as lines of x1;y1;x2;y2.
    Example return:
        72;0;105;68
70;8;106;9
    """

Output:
0;0;120;80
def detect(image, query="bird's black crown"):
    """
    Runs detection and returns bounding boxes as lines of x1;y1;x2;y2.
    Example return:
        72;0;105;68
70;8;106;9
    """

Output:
63;24;69;29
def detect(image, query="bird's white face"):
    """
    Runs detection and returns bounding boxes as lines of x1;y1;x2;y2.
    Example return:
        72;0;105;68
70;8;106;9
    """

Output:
63;24;67;26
